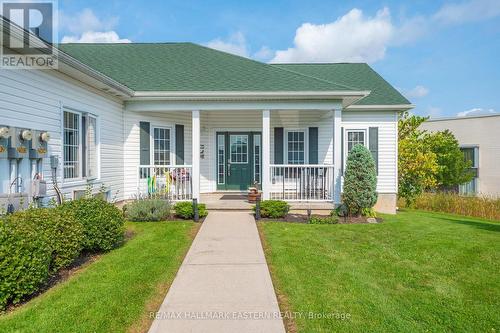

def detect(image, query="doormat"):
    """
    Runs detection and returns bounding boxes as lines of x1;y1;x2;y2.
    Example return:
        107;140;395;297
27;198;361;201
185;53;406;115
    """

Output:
220;194;247;200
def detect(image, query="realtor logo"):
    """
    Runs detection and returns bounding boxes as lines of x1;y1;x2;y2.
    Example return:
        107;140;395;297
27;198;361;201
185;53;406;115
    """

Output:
0;1;58;69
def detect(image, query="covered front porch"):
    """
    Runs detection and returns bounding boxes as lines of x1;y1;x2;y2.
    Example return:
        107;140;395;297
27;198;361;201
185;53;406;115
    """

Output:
125;99;347;207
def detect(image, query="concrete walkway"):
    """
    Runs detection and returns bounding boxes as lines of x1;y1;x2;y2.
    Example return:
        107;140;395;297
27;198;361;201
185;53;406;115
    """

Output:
149;212;286;333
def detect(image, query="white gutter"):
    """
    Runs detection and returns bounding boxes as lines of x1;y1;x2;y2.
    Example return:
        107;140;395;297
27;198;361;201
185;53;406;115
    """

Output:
346;104;415;111
129;90;371;102
426;113;500;122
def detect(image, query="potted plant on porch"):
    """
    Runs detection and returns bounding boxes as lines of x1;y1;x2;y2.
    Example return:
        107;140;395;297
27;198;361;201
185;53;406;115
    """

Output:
247;181;261;203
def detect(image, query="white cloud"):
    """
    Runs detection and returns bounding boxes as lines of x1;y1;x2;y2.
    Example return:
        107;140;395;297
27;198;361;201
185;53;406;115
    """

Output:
205;32;249;57
271;8;393;63
404;85;429;98
59;8;118;35
434;0;500;25
60;8;130;43
457;108;498;117
253;46;273;61
61;31;131;43
267;1;500;64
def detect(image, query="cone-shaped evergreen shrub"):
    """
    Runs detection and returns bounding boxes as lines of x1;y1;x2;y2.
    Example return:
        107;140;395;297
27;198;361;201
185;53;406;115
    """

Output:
343;144;378;216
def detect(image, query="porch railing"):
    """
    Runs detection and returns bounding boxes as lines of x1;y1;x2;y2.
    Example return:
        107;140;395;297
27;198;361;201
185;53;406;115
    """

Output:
137;165;193;201
269;164;334;201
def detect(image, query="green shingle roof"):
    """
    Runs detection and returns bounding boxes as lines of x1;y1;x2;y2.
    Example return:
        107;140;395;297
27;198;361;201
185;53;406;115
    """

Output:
59;43;353;92
59;42;410;106
272;63;410;105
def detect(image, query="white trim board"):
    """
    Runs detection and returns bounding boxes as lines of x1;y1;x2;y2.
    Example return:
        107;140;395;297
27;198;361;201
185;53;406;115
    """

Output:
125;100;344;112
346;104;414;111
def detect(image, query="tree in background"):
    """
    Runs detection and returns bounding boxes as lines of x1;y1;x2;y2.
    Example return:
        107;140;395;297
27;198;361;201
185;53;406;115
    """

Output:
399;134;438;205
424;130;473;189
343;144;378;216
398;112;474;206
398;112;438;205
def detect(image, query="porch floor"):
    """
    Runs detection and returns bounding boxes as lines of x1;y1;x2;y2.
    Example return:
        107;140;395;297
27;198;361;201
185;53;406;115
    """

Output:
201;193;253;210
200;193;334;212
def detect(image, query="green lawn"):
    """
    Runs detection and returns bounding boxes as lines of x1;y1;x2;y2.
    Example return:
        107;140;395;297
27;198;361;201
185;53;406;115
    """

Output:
259;210;500;332
0;221;197;333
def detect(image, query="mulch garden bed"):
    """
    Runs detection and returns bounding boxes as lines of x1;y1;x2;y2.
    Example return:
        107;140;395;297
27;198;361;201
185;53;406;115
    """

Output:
127;217;206;223
337;216;383;224
256;213;383;224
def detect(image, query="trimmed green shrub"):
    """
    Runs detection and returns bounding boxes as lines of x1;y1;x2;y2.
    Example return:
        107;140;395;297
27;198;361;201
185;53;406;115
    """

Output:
309;215;339;224
29;207;84;272
125;198;172;222
361;207;377;218
343;144;378;216
255;200;290;218
60;198;124;252
0;212;52;309
334;204;348;217
174;201;208;219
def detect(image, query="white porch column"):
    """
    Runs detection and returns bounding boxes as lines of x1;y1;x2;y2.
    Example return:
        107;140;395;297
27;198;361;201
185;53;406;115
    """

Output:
192;110;200;200
262;109;271;200
333;108;342;204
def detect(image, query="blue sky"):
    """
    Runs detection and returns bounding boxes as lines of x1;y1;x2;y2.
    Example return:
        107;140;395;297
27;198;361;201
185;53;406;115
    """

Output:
56;0;500;117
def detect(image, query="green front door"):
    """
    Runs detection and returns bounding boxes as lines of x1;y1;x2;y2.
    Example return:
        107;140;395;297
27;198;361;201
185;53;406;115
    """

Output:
216;132;261;191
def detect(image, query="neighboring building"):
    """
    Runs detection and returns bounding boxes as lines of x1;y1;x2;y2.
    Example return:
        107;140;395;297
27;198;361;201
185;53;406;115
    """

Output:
0;25;413;214
421;114;500;197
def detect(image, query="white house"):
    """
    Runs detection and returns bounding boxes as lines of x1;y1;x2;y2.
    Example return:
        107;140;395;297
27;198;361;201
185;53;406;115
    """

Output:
0;30;413;214
421;114;500;197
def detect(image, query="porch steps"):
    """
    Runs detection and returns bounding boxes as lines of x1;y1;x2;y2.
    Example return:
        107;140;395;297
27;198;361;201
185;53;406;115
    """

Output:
201;192;334;212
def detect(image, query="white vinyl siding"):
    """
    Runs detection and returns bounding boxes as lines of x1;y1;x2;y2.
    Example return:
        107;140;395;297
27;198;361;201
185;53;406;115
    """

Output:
342;111;398;194
0;68;124;200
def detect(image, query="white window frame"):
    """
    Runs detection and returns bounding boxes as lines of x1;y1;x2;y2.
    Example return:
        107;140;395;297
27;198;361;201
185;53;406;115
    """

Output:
343;128;369;170
84;113;99;180
217;134;226;185
459;145;480;195
460;146;479;169
150;125;175;166
284;129;308;165
61;107;100;183
229;134;249;164
211;127;261;193
253;133;261;183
